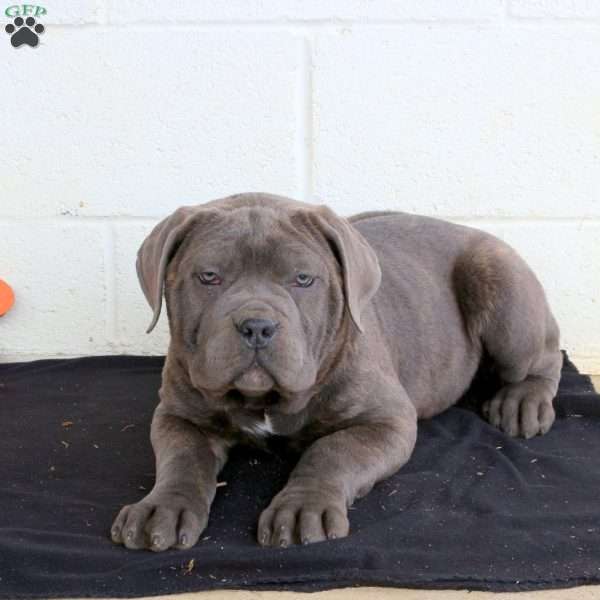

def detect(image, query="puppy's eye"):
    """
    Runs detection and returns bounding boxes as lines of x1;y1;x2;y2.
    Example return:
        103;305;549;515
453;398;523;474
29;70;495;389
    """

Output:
197;271;222;285
293;273;314;288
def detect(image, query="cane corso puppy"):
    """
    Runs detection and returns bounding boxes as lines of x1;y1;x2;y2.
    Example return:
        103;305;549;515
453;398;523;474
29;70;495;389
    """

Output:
111;192;561;551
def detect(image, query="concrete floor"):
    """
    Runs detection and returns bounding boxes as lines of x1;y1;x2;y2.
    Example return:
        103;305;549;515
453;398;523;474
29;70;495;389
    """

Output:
81;377;600;600
80;586;600;599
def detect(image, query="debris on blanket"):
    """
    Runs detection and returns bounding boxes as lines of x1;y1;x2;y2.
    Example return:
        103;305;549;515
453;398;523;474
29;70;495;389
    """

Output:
182;559;195;575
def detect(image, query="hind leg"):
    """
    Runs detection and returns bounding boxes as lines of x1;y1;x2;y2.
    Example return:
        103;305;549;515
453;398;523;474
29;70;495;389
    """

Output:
455;237;562;439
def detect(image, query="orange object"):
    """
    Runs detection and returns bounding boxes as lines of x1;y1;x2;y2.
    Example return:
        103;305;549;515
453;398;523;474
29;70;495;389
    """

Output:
0;279;15;316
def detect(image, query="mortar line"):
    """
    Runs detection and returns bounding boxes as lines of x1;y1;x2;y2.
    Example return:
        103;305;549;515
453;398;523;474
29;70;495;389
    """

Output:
44;20;600;34
0;215;158;224
103;220;118;346
501;0;508;27
295;34;314;202
504;2;600;25
97;0;108;25
445;216;600;225
2;215;600;225
305;34;314;202
46;19;510;31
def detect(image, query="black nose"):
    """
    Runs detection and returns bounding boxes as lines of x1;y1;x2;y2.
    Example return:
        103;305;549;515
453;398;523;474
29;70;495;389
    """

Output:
237;318;279;349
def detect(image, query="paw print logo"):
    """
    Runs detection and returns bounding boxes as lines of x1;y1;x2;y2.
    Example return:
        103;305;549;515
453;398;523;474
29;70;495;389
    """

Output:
5;16;44;48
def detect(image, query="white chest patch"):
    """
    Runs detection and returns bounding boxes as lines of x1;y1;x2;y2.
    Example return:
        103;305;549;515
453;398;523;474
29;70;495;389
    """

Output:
242;413;275;437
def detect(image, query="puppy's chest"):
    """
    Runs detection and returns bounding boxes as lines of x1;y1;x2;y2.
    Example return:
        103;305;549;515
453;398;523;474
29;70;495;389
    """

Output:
240;412;276;437
225;408;308;442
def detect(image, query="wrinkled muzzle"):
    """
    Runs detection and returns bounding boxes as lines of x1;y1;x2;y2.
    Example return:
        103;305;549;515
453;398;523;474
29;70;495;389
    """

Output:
187;290;318;406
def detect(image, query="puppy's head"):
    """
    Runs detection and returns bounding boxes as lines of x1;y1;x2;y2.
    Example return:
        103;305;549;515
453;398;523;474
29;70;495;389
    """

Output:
137;193;380;414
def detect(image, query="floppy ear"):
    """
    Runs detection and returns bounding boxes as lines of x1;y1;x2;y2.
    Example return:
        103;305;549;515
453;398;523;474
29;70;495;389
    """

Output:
136;206;208;333
311;206;381;333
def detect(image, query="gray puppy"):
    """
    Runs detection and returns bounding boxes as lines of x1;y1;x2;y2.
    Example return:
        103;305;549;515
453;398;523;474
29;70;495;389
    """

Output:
111;193;561;551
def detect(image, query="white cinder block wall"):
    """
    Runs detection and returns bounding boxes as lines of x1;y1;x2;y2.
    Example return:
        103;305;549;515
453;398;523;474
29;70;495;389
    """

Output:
1;1;599;372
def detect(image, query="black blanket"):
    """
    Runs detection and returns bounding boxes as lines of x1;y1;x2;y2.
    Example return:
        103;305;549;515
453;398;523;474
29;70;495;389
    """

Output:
0;354;599;598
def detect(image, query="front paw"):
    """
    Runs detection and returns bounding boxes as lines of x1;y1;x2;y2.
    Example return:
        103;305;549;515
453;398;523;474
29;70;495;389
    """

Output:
258;482;349;547
111;491;209;552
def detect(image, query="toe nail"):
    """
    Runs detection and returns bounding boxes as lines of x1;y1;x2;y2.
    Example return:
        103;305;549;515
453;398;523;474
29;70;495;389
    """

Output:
126;530;133;540
180;534;188;546
328;533;337;539
279;539;288;548
302;537;310;545
152;535;161;547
